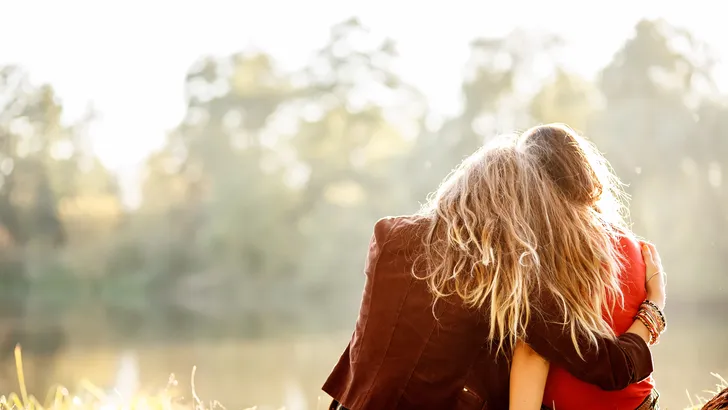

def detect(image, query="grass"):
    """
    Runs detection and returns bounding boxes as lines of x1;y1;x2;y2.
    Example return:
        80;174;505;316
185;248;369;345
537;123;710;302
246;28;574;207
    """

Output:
1;345;725;410
685;373;728;410
0;345;241;410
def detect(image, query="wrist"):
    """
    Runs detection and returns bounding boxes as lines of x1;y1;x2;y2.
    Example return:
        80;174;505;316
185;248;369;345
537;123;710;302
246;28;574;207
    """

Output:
637;300;667;346
646;292;665;310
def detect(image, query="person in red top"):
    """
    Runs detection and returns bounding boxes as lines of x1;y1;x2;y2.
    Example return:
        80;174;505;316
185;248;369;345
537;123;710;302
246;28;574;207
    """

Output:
509;125;666;410
510;236;660;410
541;236;657;409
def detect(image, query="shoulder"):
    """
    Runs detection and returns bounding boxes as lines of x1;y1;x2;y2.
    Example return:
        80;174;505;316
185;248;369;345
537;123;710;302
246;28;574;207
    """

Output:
373;214;430;247
365;214;431;269
613;230;645;267
610;224;640;250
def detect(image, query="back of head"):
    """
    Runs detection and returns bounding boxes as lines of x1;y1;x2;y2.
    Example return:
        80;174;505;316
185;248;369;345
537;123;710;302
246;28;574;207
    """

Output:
517;123;626;224
418;124;629;356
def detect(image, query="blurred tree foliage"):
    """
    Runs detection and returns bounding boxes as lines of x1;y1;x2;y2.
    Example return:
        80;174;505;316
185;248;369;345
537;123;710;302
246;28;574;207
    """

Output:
0;67;120;287
1;18;726;339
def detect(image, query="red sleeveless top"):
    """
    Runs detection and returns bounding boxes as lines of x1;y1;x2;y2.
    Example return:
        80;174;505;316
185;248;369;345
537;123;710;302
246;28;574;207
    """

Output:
541;235;655;410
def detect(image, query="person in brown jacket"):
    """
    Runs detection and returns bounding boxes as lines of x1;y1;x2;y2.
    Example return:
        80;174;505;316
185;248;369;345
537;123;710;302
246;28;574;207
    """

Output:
323;124;666;410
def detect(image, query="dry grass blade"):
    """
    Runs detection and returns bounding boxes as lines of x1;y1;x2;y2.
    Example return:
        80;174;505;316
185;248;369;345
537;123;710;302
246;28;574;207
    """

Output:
694;374;728;410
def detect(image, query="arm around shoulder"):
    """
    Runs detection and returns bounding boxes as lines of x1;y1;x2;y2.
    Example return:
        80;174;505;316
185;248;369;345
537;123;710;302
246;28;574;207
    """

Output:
525;298;653;391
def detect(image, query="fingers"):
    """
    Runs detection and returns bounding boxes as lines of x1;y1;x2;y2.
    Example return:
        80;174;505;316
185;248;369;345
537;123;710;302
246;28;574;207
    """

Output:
640;241;653;262
647;242;661;265
640;241;661;265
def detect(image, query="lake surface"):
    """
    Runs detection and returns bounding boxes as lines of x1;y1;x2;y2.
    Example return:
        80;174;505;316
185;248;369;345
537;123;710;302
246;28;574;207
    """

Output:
1;310;726;410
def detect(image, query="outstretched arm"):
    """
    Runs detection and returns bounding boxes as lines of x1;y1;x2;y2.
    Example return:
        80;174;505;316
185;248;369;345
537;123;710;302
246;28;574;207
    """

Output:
510;340;549;410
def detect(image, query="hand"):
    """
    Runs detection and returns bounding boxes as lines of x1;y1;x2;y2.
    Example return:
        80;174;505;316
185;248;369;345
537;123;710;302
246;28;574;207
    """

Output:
641;242;666;310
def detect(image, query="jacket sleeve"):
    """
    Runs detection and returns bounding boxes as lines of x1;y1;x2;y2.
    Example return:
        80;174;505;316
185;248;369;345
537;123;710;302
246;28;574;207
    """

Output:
525;297;653;391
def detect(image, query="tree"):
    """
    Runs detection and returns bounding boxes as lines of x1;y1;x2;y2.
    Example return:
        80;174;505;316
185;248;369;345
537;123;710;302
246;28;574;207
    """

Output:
140;50;297;281
530;69;600;133
270;18;429;320
0;66;120;262
592;19;726;298
407;30;563;202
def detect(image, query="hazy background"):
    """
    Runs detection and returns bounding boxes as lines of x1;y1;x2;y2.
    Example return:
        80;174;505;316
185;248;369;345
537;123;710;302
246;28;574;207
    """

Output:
0;1;726;409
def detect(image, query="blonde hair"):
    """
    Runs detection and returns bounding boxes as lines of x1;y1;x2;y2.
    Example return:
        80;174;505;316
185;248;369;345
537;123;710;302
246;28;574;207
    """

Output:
417;123;629;357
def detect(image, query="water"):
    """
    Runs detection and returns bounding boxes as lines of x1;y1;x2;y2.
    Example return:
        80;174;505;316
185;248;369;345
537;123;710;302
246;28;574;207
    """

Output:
1;311;726;410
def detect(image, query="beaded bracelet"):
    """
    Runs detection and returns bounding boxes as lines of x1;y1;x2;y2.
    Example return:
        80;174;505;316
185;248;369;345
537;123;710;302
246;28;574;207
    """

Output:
640;302;666;334
634;300;667;345
639;310;660;345
641;300;666;329
634;312;656;345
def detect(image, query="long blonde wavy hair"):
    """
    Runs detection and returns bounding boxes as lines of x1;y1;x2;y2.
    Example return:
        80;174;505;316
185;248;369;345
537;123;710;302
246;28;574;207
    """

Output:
417;123;630;357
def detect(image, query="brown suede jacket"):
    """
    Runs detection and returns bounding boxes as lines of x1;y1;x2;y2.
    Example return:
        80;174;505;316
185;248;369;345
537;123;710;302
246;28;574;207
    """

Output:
323;215;653;410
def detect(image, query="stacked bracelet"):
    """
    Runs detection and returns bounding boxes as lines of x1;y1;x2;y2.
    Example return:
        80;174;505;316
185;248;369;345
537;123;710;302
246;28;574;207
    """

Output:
642;300;666;328
634;300;666;346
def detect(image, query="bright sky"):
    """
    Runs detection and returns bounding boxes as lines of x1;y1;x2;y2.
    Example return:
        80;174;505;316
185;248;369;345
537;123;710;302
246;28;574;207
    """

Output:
1;0;725;205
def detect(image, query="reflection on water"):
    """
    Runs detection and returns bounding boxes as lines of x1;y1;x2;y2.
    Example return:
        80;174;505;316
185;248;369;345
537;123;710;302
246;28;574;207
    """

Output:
284;376;308;410
1;305;725;410
113;350;140;399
